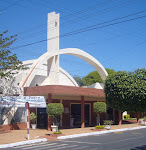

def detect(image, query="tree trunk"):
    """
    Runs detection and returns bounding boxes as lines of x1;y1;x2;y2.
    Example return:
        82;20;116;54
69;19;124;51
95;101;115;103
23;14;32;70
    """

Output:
118;111;122;125
137;112;140;123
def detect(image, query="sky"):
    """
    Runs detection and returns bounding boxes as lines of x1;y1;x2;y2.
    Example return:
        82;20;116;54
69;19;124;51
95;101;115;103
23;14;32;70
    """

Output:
0;0;146;78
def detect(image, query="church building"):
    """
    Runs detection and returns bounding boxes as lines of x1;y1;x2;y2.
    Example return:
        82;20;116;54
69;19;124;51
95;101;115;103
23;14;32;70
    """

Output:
1;12;109;130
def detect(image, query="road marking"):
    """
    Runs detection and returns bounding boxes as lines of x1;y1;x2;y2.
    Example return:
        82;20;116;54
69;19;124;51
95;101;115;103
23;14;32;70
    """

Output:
51;145;78;150
114;132;123;134
17;143;68;149
73;146;89;149
31;144;78;150
104;136;145;145
62;140;101;145
14;142;52;148
132;132;142;135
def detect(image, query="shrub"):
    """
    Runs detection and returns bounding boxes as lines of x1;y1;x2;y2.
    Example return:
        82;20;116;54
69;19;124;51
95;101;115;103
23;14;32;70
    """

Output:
53;130;62;134
124;114;130;120
47;103;64;125
103;120;113;125
30;112;37;124
93;102;106;114
95;125;105;129
93;102;106;125
144;116;146;121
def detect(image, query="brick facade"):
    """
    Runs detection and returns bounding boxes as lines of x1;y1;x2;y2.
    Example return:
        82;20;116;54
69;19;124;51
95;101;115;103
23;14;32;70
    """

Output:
24;85;106;129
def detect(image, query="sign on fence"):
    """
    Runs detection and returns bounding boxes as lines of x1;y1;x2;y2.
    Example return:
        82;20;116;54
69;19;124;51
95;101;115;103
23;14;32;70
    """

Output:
0;96;46;108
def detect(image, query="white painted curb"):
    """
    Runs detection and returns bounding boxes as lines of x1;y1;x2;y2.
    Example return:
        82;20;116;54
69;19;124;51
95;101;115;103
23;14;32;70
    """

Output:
57;126;146;140
0;138;47;149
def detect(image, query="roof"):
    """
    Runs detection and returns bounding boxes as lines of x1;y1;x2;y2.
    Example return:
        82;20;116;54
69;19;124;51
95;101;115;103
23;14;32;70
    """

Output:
24;85;105;101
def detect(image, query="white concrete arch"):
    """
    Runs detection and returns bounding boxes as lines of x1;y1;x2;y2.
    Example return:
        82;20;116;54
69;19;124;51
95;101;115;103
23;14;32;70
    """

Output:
21;48;108;87
59;48;108;81
20;52;51;87
59;67;78;87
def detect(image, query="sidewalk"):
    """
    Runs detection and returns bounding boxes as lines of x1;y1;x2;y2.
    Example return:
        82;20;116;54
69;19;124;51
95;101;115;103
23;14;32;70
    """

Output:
0;123;143;146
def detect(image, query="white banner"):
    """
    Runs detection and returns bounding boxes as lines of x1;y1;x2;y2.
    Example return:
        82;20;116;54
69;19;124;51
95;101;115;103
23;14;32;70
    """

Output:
0;96;46;108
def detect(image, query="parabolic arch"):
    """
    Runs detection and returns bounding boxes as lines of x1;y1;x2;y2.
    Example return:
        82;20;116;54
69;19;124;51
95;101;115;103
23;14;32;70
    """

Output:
21;48;108;87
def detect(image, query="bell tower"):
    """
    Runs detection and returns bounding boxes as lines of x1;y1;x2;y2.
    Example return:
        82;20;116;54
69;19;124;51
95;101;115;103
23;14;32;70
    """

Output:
47;12;60;85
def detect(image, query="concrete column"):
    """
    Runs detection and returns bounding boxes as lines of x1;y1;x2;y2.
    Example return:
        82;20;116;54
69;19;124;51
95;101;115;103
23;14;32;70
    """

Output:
137;112;140;123
81;96;85;128
47;12;59;52
113;109;116;124
47;12;60;85
47;93;52;103
118;111;122;125
47;93;52;131
60;99;63;127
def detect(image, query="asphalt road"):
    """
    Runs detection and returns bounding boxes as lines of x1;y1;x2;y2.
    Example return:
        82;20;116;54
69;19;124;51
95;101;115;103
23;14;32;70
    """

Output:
3;128;146;150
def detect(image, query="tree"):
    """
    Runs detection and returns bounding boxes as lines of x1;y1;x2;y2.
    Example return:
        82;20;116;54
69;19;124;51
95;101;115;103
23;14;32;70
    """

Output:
0;77;23;96
47;103;64;125
129;68;146;112
0;30;25;79
82;68;115;86
93;102;106;125
105;68;116;75
104;69;146;112
73;76;86;87
83;71;103;85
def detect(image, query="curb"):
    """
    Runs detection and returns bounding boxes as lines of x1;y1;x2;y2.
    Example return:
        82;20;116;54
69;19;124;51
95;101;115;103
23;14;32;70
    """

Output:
57;126;146;140
0;138;47;149
0;126;146;148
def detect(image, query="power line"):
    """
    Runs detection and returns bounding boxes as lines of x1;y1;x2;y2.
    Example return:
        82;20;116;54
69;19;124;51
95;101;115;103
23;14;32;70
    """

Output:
14;0;122;37
0;0;22;12
15;0;113;36
60;10;146;36
14;8;146;42
15;0;140;43
11;12;146;50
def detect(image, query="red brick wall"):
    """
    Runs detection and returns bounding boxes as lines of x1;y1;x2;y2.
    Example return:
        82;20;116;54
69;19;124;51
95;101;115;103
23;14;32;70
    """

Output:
62;100;70;128
24;85;105;98
46;98;107;128
61;100;106;128
91;102;97;126
100;113;106;125
1;122;27;131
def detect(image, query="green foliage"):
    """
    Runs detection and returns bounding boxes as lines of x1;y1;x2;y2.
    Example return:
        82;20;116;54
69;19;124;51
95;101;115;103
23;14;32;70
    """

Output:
73;76;86;87
0;30;26;79
104;69;146;112
47;103;64;120
103;120;113;125
130;118;137;120
30;112;37;124
105;68;116;75
144;116;146;121
83;71;103;85
93;102;106;126
82;68;116;86
95;125;105;129
124;114;130;120
93;102;106;114
53;130;62;134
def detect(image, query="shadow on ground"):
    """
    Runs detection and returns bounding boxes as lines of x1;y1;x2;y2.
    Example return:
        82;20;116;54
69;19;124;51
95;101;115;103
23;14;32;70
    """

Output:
122;120;137;124
131;145;146;150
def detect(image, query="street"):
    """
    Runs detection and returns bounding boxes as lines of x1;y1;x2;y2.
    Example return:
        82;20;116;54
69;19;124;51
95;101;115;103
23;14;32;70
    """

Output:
3;128;146;150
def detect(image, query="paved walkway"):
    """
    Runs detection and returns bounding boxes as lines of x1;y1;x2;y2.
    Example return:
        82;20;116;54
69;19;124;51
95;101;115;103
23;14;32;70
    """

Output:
0;123;142;145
